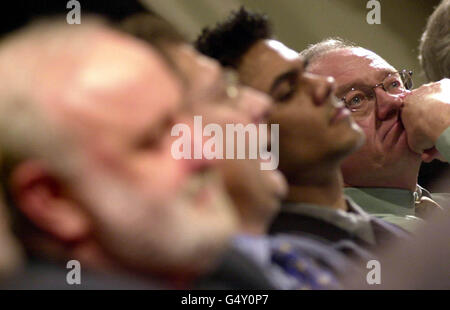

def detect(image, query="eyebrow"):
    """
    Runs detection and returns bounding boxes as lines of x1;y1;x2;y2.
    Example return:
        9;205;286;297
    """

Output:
134;112;172;148
336;70;397;97
269;58;309;96
269;68;299;96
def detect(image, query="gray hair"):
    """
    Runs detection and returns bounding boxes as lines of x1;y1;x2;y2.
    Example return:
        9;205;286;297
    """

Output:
0;17;110;179
299;37;358;64
419;0;450;82
0;18;109;235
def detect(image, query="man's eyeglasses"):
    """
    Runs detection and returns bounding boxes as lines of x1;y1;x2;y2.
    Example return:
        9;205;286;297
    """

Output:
340;69;413;115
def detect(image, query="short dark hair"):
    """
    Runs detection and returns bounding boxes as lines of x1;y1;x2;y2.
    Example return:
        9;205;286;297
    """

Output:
195;7;273;69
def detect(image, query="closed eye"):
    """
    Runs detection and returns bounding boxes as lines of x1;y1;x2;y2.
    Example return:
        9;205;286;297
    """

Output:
271;70;299;102
135;115;174;151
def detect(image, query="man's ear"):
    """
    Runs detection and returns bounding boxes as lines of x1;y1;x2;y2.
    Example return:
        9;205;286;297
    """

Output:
9;160;91;243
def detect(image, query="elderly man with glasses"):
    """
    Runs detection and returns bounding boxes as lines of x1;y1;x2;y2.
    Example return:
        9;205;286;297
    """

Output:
300;38;450;232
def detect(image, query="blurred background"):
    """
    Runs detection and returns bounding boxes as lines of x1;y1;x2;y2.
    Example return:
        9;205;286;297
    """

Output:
2;0;441;86
146;0;441;87
0;0;447;190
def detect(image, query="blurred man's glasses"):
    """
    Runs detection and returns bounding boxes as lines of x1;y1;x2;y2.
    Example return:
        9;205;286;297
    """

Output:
340;69;413;115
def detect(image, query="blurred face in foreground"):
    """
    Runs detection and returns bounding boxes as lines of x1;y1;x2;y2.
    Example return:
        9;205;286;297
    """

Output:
166;44;287;233
237;40;364;182
7;26;238;277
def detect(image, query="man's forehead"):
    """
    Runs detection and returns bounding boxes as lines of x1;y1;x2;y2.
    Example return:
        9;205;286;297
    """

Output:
243;39;299;66
345;47;394;70
47;33;182;137
172;44;223;94
239;39;302;91
311;48;395;73
309;47;396;84
264;39;299;60
79;35;174;92
175;44;219;72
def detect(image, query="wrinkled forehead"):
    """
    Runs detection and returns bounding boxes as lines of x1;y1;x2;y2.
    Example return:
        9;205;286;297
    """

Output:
308;47;396;85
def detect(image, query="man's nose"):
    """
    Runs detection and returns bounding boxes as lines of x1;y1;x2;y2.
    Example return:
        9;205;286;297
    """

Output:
235;86;272;124
373;87;404;120
303;73;335;107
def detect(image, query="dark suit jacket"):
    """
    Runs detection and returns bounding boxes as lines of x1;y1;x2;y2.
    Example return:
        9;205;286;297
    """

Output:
269;199;409;260
193;246;276;289
0;258;166;290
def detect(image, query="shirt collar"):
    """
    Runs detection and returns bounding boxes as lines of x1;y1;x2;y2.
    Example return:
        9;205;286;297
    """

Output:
282;198;376;245
344;187;417;216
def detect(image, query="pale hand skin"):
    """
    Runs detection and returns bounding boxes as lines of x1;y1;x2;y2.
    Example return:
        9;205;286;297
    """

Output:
402;79;450;162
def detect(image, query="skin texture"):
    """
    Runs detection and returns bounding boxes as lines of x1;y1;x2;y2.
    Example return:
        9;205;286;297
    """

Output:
2;23;239;280
402;78;450;159
167;44;288;234
308;47;422;191
237;39;364;211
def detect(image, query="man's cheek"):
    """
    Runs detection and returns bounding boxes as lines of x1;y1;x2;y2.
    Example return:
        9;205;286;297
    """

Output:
355;121;372;137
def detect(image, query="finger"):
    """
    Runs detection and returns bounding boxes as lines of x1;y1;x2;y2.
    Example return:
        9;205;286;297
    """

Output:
421;147;441;163
421;152;435;163
406;138;423;155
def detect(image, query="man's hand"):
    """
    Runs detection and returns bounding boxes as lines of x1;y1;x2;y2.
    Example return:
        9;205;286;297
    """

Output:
401;79;450;161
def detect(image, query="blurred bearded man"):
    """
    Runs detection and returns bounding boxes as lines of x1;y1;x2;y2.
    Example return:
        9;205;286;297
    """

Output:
0;18;239;288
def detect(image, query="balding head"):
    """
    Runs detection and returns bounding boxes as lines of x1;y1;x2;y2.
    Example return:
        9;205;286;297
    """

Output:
0;18;236;279
0;18;181;161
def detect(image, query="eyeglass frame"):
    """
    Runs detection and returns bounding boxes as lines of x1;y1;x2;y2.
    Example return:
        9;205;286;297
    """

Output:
340;69;413;114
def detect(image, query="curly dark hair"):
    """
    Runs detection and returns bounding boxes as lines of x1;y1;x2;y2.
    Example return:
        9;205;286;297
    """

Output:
195;7;273;69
